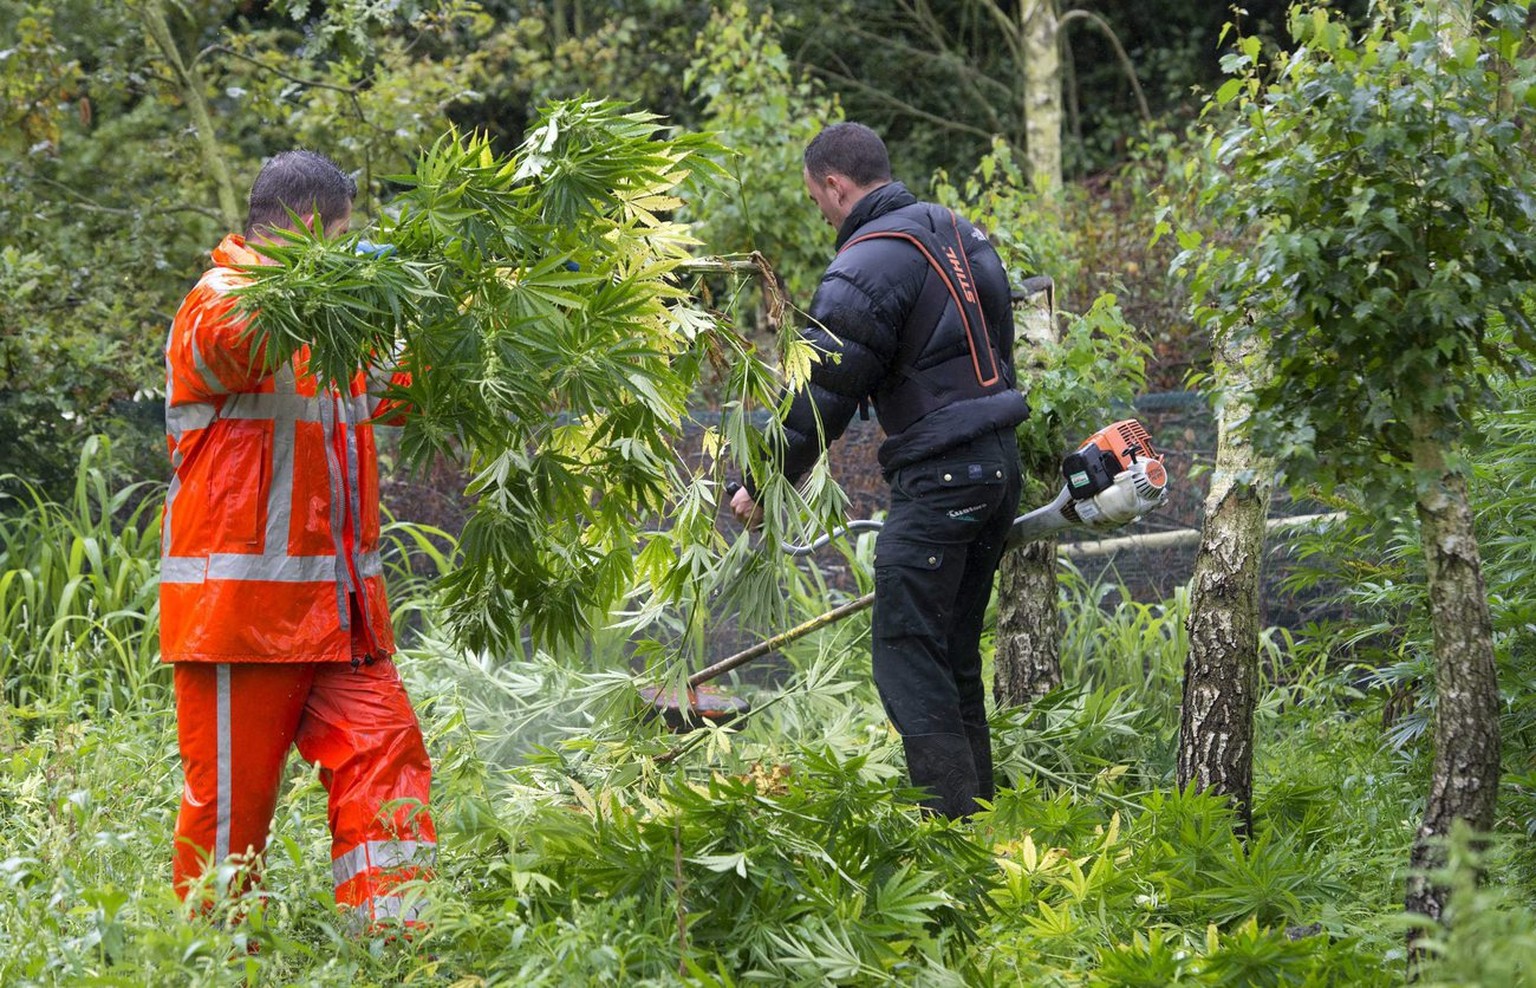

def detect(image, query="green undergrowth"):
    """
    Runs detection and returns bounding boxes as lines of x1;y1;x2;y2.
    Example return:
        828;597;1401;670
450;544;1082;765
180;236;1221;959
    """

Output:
0;611;1489;987
1;660;1418;987
5;445;1536;984
0;436;164;714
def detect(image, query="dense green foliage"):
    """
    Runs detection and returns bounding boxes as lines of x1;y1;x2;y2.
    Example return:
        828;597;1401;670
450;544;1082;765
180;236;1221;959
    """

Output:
0;0;490;490
1182;2;1536;490
682;1;841;307
6;0;1536;984
236;98;850;662
6;441;1536;983
1288;367;1536;808
0;0;1366;493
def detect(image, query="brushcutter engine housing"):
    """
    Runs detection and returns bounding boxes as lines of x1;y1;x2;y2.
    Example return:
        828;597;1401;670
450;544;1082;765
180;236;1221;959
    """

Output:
1007;419;1170;546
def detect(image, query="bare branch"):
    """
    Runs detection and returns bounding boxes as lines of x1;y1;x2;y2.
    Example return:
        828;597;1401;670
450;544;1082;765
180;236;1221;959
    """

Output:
810;66;1005;146
1059;8;1152;123
810;26;1010;136
32;175;134;215
199;45;367;98
969;0;1026;68
139;0;241;229
834;23;1016;103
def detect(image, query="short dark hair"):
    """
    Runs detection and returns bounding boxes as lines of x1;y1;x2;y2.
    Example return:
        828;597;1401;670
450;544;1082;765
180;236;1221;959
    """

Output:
803;123;892;186
244;150;357;237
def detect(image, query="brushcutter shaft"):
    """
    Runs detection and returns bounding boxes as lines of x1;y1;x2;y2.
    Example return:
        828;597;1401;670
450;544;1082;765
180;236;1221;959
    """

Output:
783;510;1057;557
781;520;885;557
687;591;875;688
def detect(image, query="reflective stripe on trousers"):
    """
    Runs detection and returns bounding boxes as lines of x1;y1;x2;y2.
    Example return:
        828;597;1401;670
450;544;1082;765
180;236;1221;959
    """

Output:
171;657;435;908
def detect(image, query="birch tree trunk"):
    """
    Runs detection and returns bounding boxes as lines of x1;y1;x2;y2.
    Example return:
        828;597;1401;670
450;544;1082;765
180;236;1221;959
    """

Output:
1400;2;1503;946
1404;426;1501;934
994;539;1061;704
1176;330;1272;834
1021;0;1062;193
994;284;1060;706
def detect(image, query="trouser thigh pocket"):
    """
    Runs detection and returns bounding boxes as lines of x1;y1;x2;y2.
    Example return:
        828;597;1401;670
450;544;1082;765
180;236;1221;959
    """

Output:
873;538;952;639
893;457;1011;538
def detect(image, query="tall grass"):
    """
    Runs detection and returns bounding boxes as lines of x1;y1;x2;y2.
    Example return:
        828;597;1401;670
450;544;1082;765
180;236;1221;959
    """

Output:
378;509;457;649
0;436;164;712
1058;561;1190;714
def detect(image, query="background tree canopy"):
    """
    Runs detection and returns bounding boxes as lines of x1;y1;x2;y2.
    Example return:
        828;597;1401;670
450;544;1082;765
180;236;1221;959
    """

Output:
0;0;1374;493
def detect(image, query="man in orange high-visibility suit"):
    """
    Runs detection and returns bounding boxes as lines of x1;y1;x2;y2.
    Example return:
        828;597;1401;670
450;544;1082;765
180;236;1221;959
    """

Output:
162;149;434;929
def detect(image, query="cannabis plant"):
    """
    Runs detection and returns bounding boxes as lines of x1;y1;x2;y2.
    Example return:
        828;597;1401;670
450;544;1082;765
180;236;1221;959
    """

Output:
234;99;845;660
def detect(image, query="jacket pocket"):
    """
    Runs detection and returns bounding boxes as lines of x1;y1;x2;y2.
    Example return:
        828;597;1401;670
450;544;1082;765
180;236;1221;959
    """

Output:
356;425;381;548
210;420;272;549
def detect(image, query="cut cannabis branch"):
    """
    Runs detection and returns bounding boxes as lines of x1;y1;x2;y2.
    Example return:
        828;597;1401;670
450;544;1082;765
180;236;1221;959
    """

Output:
233;100;845;659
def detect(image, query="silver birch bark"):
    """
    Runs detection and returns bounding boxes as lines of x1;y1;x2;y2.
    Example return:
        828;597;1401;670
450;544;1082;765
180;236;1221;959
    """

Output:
1176;328;1272;834
1404;425;1501;935
1021;0;1062;193
994;285;1061;706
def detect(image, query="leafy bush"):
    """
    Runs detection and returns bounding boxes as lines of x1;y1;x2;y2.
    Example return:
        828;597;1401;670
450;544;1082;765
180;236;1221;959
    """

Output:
682;0;841;313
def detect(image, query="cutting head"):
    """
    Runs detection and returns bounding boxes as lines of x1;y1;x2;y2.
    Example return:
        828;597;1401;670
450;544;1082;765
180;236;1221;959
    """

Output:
638;683;751;731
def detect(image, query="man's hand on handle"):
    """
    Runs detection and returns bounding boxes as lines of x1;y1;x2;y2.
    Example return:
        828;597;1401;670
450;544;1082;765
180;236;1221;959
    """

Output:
728;483;764;529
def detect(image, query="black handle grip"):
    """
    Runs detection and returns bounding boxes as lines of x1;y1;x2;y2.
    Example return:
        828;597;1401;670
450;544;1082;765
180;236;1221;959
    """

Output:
725;480;742;498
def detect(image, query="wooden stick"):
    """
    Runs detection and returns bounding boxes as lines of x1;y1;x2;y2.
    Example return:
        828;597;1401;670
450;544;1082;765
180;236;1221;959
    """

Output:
676;256;767;275
677;251;786;330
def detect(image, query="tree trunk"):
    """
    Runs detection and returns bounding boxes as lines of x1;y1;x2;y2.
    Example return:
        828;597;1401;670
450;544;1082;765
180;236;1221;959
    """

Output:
1404;428;1501;938
1021;0;1062;193
994;539;1061;704
1176;330;1272;834
994;282;1060;707
140;0;241;231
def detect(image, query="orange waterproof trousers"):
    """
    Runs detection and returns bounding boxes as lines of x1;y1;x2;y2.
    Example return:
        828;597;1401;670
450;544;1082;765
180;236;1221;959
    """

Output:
172;657;436;924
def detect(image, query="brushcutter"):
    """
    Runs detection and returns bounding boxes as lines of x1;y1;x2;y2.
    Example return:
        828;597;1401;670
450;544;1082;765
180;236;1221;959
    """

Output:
641;418;1170;729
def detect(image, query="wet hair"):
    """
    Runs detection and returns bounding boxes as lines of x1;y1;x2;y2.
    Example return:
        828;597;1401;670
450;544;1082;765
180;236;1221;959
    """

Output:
243;150;356;237
803;122;892;186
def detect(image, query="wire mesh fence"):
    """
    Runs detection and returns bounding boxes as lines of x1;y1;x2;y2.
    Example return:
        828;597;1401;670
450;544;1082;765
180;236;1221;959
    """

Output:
378;390;1349;667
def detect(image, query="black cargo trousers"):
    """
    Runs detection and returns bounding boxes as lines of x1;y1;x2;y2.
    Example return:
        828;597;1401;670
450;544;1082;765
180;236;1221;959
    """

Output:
872;427;1022;819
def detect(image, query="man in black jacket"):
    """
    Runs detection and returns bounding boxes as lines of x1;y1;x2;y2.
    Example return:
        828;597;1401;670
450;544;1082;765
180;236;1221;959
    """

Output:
731;123;1028;819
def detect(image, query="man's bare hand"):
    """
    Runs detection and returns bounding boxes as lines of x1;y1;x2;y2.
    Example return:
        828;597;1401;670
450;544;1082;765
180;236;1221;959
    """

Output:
730;486;764;529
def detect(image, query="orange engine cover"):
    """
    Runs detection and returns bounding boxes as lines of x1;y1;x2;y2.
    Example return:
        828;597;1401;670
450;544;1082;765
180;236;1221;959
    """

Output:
1080;418;1161;470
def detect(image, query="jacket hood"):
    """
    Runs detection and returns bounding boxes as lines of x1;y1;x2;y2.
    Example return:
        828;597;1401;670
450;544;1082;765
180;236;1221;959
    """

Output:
835;181;919;249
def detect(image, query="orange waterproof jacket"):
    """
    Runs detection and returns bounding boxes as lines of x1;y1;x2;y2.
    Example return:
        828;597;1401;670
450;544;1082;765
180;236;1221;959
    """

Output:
161;234;401;663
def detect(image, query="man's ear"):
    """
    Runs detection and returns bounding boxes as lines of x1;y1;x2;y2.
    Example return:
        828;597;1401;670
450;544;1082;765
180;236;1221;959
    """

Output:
823;173;846;200
280;211;319;236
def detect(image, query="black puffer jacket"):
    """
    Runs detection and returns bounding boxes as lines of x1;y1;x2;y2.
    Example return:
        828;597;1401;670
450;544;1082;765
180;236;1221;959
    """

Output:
771;182;1030;484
